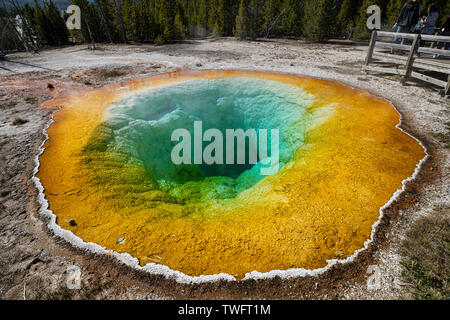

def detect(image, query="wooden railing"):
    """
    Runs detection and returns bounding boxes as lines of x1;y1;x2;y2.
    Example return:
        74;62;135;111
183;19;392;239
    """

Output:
364;30;450;96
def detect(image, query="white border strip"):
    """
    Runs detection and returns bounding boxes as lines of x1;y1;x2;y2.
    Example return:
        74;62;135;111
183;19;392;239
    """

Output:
32;82;429;285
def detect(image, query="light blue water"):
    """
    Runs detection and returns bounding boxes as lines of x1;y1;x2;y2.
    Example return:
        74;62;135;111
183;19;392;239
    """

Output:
100;77;315;202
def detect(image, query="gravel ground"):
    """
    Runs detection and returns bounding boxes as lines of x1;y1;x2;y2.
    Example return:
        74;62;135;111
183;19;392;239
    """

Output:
0;38;448;300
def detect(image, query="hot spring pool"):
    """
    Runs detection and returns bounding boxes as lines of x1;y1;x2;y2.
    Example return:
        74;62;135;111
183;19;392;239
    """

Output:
98;77;316;203
36;69;426;280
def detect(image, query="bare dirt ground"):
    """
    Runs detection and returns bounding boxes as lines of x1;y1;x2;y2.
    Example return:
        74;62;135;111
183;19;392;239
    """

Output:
0;38;448;300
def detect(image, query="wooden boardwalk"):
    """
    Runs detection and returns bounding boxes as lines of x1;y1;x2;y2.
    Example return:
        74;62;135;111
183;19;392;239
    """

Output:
363;30;450;96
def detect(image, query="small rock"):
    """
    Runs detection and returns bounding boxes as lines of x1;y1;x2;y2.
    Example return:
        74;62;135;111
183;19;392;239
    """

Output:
117;237;126;244
68;219;77;226
12;118;29;126
1;190;11;197
47;83;54;89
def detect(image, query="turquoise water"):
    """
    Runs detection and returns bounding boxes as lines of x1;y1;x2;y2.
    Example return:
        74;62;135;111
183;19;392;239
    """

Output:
102;77;314;202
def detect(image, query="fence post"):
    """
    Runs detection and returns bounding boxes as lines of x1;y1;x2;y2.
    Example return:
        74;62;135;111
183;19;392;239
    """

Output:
445;75;450;96
402;34;420;85
365;30;377;66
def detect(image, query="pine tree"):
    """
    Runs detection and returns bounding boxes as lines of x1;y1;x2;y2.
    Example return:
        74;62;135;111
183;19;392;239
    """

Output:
225;0;239;36
280;0;302;37
123;0;137;41
23;4;36;30
157;0;177;42
197;0;209;36
302;0;338;42
387;0;405;25
263;0;282;36
135;0;148;41
33;1;52;45
234;0;260;40
23;0;450;46
147;0;159;40
208;0;221;35
174;11;187;38
337;0;361;37
96;0;120;42
94;0;114;43
22;4;38;48
249;0;262;38
443;0;450;25
44;0;69;45
208;0;235;36
71;0;99;47
112;0;128;43
234;0;250;39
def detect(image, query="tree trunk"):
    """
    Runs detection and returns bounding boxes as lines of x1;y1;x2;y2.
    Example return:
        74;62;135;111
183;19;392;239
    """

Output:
83;16;96;49
95;0;114;44
0;19;11;57
5;0;40;52
113;0;128;43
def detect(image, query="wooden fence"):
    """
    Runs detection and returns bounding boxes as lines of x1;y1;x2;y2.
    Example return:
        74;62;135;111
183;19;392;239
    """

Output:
363;30;450;96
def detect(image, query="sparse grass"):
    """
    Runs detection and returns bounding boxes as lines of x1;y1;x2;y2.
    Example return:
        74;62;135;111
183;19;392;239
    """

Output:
432;122;450;148
400;206;450;300
357;77;370;82
433;133;450;149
